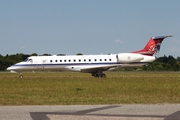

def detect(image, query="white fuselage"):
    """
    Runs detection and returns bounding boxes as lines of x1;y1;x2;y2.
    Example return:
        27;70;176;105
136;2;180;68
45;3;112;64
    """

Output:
7;53;155;73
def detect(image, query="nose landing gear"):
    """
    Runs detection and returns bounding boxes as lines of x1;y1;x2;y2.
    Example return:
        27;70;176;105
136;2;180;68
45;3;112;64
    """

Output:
19;73;23;78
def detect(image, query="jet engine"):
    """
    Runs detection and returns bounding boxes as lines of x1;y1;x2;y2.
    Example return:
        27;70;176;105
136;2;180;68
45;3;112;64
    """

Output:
117;53;144;63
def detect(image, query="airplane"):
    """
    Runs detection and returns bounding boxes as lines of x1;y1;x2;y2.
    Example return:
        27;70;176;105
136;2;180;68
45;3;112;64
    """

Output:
7;35;172;78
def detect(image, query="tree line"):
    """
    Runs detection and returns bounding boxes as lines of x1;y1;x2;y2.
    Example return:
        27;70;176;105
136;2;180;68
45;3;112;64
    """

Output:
0;53;180;71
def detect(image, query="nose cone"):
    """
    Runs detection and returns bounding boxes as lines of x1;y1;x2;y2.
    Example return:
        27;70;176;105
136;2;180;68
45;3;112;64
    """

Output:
7;66;12;71
7;66;18;73
7;65;16;70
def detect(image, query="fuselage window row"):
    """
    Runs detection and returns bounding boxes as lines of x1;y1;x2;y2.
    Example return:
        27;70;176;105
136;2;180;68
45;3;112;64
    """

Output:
50;59;112;63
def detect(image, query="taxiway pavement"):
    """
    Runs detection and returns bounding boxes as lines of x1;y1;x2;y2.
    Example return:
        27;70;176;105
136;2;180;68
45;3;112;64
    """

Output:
0;104;180;120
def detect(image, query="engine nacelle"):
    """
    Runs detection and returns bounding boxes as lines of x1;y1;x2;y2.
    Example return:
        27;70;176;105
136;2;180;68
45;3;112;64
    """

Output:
117;53;144;63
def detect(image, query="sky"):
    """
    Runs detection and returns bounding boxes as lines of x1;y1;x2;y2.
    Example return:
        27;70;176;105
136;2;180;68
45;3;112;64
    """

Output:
0;0;180;57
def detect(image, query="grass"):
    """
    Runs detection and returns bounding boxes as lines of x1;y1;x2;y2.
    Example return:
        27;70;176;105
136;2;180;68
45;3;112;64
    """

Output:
0;72;180;105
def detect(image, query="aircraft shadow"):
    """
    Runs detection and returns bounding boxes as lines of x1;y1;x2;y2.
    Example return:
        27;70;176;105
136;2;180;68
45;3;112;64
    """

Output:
30;105;180;120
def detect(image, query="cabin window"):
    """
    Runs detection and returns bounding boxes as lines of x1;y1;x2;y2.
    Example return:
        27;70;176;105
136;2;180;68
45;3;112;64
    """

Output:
100;59;102;61
84;59;86;62
105;59;107;61
55;60;58;62
79;59;81;62
89;59;91;62
60;60;62;62
94;59;97;61
74;59;76;62
109;59;112;61
69;60;71;62
64;60;66;62
50;60;52;62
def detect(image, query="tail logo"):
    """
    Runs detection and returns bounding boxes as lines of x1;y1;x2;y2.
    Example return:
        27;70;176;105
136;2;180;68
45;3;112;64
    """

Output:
149;40;162;56
148;41;161;53
148;42;156;52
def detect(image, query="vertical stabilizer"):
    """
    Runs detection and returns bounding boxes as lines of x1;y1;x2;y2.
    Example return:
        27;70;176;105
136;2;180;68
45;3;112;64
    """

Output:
132;35;172;57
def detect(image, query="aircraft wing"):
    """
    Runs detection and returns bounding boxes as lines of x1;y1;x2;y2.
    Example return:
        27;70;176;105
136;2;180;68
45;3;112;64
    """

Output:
81;64;120;73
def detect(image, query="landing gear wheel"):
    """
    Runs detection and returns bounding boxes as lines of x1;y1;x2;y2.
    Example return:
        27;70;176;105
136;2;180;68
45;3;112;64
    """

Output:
19;74;23;78
101;74;106;78
94;73;99;77
92;73;106;78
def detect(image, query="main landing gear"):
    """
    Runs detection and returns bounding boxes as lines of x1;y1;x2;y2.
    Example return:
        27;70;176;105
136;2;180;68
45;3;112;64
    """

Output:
92;73;106;78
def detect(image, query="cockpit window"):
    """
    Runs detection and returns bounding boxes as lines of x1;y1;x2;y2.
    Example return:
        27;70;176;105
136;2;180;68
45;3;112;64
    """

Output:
24;59;28;62
24;59;33;62
29;59;33;62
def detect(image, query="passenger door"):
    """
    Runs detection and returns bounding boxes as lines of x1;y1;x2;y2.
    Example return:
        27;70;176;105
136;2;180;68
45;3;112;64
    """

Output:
35;56;43;69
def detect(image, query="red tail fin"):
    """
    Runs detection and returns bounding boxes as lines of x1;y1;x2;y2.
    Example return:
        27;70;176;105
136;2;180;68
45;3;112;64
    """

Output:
132;35;172;56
